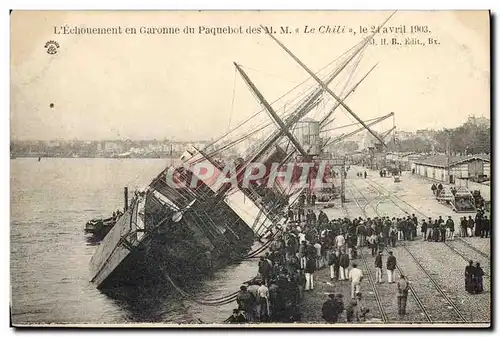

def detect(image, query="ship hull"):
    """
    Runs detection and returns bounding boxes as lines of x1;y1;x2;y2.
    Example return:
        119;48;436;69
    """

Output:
90;192;255;290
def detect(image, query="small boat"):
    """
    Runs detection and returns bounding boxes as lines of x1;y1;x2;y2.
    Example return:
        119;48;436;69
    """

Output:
85;216;118;239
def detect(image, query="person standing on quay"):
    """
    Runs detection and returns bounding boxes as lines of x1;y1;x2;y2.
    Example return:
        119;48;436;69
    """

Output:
465;260;474;294
460;217;468;238
329;249;340;281
446;216;455;240
374;251;383;283
421;219;428;240
348;263;364;299
397;275;410;315
467;215;475;237
386;251;397;284
439;220;447;242
304;256;316;291
322;294;343;323
339;249;350;281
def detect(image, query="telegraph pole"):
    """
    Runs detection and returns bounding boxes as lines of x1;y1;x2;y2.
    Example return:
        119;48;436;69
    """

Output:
447;134;451;184
340;156;346;205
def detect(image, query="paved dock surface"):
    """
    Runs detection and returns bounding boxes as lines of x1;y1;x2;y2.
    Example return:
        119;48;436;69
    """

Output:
297;166;490;326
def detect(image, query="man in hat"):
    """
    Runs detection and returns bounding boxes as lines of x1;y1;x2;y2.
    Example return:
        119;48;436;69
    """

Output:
226;308;247;324
386;251;397;283
397;275;410;315
446;215;455;241
322;293;343;323
464;260;474;294
348;263;364;299
374;251;383;283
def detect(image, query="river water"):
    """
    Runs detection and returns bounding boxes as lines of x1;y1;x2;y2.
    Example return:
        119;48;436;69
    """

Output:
10;158;258;325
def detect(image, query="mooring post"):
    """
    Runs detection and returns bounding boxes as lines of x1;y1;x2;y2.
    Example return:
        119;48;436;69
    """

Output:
124;187;129;212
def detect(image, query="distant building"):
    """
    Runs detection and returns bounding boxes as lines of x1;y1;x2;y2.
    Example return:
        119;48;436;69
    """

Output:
103;141;123;153
413;154;490;183
394;130;415;141
415;129;436;140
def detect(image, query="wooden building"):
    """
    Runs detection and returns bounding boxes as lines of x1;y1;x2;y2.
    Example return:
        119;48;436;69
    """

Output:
413;154;490;183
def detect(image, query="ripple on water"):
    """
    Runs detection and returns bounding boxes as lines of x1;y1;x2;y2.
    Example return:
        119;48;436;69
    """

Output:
11;158;256;325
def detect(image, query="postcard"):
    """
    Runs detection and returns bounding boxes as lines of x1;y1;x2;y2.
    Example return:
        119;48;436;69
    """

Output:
10;10;490;327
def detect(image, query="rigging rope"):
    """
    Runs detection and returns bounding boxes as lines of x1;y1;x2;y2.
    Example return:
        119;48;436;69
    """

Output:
197;37;367;154
227;67;237;133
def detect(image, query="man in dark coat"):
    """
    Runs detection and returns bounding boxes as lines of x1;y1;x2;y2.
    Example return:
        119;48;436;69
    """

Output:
258;257;272;285
322;294;343;323
432;220;440;242
460;217;468;238
386;251;397;283
318;210;329;226
439;221;447;242
446;216;455;241
304;256;316;290
339;250;350;281
389;226;397;247
397;275;410;315
475;211;483;237
465;260;474;294
421;220;428;241
328;250;340;281
374;251;383;283
467;216;475;237
227;309;247;323
483;216;490;238
473;262;485;294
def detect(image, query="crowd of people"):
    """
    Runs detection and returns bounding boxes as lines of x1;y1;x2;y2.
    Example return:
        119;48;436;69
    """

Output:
230;207;420;323
228;194;490;324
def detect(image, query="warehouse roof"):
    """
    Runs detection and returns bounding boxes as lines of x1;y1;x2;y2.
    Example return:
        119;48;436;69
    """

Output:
414;154;490;168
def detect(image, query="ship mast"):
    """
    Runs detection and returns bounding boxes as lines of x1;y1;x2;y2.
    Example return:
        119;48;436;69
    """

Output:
240;33;374;165
260;11;396;147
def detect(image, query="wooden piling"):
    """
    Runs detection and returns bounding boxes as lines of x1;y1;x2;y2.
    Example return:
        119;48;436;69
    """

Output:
124;187;129;212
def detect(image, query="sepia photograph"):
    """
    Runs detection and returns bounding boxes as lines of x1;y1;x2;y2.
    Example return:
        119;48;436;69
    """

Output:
9;10;491;327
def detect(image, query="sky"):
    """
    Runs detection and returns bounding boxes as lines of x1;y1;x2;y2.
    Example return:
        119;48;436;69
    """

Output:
10;10;490;141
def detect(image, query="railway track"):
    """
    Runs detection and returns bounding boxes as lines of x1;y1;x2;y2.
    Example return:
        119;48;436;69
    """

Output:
349;172;491;323
348;182;432;323
347;178;479;323
346;188;389;323
456;237;490;259
361;176;491;276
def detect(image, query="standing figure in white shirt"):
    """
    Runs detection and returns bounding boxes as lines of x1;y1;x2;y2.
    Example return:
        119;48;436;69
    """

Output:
335;233;345;251
348;263;364;299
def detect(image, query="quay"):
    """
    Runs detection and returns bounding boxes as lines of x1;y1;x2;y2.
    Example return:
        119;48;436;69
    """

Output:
221;165;490;326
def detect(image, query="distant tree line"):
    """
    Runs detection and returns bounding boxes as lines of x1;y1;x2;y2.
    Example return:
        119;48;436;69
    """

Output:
388;120;490;155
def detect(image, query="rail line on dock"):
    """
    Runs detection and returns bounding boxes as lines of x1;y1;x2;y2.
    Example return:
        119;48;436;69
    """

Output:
357;177;469;322
361;176;490;277
345;188;389;323
350;173;491;323
455;237;490;259
347;181;432;323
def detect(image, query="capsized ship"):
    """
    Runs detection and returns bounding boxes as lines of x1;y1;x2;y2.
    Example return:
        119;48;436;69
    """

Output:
89;24;391;291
